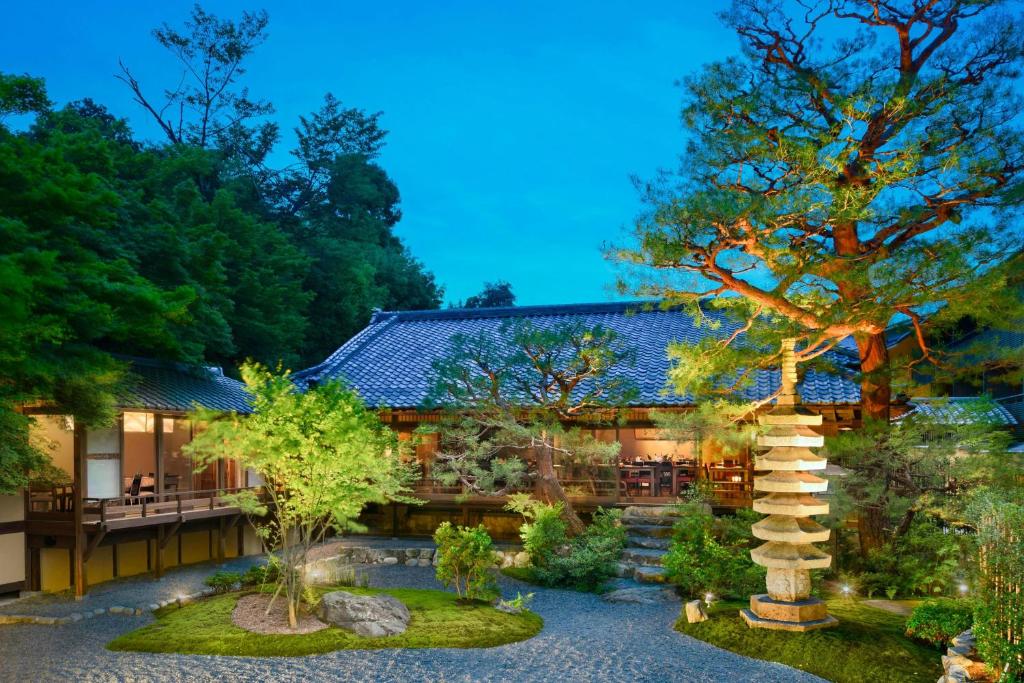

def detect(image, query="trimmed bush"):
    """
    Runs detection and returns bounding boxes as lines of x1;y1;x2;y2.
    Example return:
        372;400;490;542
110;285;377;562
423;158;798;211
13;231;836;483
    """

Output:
533;507;627;591
506;494;569;567
204;570;243;594
663;503;765;600
240;558;281;587
905;599;973;648
433;522;499;602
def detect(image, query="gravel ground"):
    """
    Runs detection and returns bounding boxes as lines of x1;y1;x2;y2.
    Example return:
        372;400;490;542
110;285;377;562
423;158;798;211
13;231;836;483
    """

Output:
0;564;824;683
0;556;262;618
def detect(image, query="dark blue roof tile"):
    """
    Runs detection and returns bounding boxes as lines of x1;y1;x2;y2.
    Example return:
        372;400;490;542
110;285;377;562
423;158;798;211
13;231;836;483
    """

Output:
301;302;861;409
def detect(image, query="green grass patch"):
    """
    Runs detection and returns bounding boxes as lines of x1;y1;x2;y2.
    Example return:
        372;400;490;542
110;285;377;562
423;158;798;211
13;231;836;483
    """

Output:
108;586;543;656
675;599;941;683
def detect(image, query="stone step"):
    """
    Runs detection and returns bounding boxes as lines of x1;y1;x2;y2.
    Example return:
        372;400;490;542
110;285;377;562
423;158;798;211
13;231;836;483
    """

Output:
622;548;668;567
614;561;636;578
626;535;671;550
621;514;676;527
633;566;668;584
623;523;675;538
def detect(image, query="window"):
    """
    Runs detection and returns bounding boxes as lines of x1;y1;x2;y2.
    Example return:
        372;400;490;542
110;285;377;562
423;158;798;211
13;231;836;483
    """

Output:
160;418;193;493
85;426;120;499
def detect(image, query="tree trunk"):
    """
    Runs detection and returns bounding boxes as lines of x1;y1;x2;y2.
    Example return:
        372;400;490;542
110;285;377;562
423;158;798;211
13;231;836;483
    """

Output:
856;331;891;421
535;443;585;535
857;504;887;556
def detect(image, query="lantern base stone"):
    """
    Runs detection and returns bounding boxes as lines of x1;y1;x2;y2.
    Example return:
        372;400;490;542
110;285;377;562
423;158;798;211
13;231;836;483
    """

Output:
748;594;829;623
740;606;839;632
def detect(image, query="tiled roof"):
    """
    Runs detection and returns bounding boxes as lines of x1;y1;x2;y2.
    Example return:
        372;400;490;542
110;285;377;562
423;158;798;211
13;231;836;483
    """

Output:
116;357;251;413
904;397;1018;426
297;301;862;409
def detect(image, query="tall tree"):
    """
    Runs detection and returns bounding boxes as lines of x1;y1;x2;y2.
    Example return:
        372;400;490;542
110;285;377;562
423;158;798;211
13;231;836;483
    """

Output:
425;319;636;533
459;281;516;309
617;0;1024;419
0;75;192;491
117;4;275;157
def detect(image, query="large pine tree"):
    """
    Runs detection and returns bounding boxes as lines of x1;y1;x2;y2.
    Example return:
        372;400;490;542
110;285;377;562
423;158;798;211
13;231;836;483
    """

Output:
618;0;1024;419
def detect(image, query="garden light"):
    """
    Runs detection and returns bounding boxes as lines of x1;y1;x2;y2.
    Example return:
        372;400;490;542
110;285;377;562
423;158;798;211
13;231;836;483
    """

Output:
959;583;969;595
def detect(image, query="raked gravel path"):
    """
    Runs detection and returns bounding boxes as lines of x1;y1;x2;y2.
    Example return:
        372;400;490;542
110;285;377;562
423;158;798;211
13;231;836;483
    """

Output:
0;563;825;683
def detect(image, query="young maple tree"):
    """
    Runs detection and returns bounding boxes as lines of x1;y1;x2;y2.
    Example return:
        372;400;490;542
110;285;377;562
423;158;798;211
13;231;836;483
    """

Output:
617;0;1024;419
188;363;418;628
425;319;636;533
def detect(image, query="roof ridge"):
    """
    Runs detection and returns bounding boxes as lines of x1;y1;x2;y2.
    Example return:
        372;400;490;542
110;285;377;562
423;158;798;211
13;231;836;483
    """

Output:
377;299;668;322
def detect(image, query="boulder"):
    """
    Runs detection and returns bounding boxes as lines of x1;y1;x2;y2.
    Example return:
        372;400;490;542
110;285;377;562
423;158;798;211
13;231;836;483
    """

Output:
684;599;708;624
513;551;531;568
317;591;411;638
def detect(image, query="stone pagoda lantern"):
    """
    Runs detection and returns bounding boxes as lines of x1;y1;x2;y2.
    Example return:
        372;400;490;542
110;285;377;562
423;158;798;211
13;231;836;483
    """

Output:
741;339;838;631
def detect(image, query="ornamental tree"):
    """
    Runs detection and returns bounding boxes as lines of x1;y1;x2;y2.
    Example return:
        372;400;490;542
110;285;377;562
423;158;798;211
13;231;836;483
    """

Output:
425;319;636;533
616;0;1024;419
187;363;418;628
825;398;1013;553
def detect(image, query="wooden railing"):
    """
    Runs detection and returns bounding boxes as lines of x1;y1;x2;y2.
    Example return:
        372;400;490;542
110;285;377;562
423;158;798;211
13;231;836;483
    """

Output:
89;486;264;524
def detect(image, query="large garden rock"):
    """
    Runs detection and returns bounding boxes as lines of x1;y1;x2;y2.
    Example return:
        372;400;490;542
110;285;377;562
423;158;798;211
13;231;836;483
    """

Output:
317;591;410;637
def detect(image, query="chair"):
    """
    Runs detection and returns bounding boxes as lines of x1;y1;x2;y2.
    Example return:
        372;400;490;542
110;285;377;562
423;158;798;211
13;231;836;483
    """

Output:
164;474;180;492
125;473;142;504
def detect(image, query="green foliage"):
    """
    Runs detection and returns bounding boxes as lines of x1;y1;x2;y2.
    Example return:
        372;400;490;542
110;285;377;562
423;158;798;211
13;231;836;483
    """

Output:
506;494;568;567
854;517;971;599
426;318;636;530
532;508;627;592
204;571;243;594
905;599;974;649
240;559;280;588
506;497;626;592
433;522;499;602
677;599;942;683
458;281;515;309
664;504;765;600
970;496;1024;681
496;591;535;613
108;586;543;655
614;1;1024;415
826;405;1014;556
187;363;418;626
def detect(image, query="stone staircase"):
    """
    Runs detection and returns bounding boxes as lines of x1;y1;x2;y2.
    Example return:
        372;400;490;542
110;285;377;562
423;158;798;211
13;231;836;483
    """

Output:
615;506;679;584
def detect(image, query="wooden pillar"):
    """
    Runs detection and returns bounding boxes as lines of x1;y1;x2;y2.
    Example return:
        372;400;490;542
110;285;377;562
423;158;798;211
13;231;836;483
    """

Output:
154;528;164;579
154;414;165;495
217;518;226;564
73;423;87;599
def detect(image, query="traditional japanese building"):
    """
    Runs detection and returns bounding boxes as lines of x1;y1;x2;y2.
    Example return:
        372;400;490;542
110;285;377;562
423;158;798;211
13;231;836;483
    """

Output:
295;301;864;538
1;358;264;597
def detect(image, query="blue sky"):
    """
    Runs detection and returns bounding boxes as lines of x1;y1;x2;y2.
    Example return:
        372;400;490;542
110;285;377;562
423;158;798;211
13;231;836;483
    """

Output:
1;1;739;306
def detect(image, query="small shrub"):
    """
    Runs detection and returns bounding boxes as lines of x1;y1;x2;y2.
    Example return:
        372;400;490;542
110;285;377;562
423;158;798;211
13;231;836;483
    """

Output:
433;522;499;602
854;518;970;599
204;570;242;594
663;503;765;600
905;599;974;648
505;494;568;567
496;591;535;613
240;558;281;587
533;507;627;591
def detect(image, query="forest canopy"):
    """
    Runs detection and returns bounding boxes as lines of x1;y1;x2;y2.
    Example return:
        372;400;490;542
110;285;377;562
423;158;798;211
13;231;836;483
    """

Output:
0;6;441;489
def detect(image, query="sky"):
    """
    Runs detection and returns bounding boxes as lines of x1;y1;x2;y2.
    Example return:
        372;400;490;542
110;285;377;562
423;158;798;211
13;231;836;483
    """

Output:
1;1;740;306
